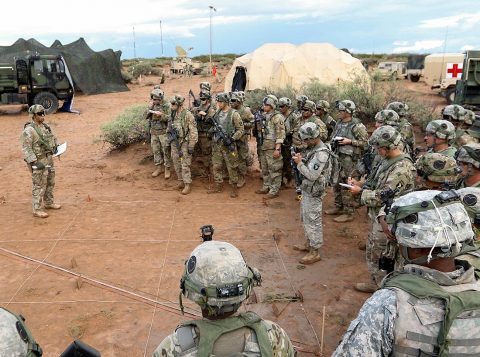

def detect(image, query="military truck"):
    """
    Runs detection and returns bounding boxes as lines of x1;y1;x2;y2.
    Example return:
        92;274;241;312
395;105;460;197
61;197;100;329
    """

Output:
455;50;480;110
375;61;407;80
424;53;464;104
0;54;74;114
406;54;426;82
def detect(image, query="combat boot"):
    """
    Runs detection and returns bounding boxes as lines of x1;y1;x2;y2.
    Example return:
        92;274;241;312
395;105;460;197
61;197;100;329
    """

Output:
44;203;62;210
164;167;171;179
152;166;163;177
181;184;191;195
293;241;309;252
357;241;367;251
354;282;377;293
334;214;354;223
175;181;185;191
255;187;269;194
299;248;322;265
207;183;223;194
236;176;246;188
264;191;279;200
325;206;344;215
33;210;49;218
230;184;238;198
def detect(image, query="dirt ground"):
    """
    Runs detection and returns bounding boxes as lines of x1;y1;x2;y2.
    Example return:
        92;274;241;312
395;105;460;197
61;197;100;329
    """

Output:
0;71;445;356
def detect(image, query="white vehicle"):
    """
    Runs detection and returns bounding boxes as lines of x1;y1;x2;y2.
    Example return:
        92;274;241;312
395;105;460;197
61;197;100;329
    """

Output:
376;61;407;80
424;53;465;103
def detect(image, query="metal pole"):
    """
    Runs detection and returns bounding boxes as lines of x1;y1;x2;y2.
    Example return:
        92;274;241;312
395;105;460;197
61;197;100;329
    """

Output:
133;26;137;61
209;6;216;75
160;20;163;55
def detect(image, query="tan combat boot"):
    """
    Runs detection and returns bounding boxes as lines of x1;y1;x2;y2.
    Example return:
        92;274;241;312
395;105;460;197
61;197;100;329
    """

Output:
299;248;322;265
44;203;62;210
255;187;269;194
230;184;238;198
164;167;171;179
357;241;367;251
334;213;354;223
181;184;191;195
293;241;309;252
264;191;279;200
33;210;49;218
152;166;163;177
236;175;246;188
175;181;185;190
354;282;378;293
207;183;223;194
325;207;344;215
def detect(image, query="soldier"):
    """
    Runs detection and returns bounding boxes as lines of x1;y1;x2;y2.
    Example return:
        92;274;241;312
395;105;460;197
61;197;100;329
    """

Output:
457;187;480;240
415;152;461;190
193;90;217;176
20;104;62;218
457;115;480;146
292;100;328;148
146;88;171;179
168;95;198;195
294;94;308;116
230;91;254;187
424;119;457;157
153;240;296;356
334;189;480;356
207;92;244;198
386;101;415;155
255;95;286;199
455;143;480;188
316;100;336;141
348;126;416;292
0;307;43;356
292;122;333;265
278;97;296;185
442;104;467;128
326;100;368;223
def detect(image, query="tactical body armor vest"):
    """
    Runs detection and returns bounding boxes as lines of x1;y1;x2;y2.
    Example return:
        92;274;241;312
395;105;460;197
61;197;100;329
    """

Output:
149;102;169;133
300;143;336;196
263;111;283;145
24;122;56;158
332;118;363;157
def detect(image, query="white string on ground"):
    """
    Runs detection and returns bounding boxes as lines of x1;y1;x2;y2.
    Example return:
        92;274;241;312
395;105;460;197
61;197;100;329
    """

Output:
142;203;178;357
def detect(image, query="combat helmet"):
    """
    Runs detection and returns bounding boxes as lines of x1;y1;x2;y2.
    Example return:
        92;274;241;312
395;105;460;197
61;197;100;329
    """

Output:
170;95;185;106
299;122;320;140
455;143;480;169
467;118;480;139
263;94;278;109
230;91;244;103
457;187;480;228
216;92;230;103
278;97;292;108
425;120;456;141
336;100;356;114
386;190;475;263
415;152;461;183
464;109;476;126
316;100;330;112
0;308;43;356
442;104;466;122
28;104;45;118
200;82;211;92
375;109;400;127
150;88;164;100
303;100;316;113
180;241;261;316
296;94;308;109
370;125;402;150
386;101;409;117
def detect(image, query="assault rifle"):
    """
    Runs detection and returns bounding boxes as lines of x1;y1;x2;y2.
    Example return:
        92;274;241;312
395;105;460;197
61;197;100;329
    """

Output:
379;185;401;216
290;146;303;198
211;117;236;154
188;89;200;109
253;110;266;147
411;146;425;163
167;115;183;158
362;146;376;176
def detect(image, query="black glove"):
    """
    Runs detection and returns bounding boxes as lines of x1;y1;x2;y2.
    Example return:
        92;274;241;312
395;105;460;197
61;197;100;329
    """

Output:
188;146;195;155
32;161;45;170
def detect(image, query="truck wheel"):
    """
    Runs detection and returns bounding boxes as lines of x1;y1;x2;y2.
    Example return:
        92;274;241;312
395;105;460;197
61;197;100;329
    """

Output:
446;88;456;104
33;92;59;114
410;75;420;82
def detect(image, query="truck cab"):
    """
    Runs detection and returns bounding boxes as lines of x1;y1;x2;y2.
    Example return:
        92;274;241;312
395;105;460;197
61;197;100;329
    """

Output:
455;51;480;110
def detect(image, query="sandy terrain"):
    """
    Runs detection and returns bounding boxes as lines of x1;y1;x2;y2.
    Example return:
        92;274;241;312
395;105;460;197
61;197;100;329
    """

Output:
0;71;445;356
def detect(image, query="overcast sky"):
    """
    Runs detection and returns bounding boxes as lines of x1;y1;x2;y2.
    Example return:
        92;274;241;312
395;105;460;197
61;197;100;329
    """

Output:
0;0;478;58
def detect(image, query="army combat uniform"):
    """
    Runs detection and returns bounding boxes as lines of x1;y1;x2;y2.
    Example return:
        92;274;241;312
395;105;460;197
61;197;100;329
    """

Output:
194;100;217;173
235;105;254;179
292;115;328;151
147;101;171;170
280;109;297;183
21;120;59;212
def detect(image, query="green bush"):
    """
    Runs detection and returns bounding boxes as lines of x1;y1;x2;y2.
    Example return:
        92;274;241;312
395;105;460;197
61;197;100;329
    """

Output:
121;70;133;84
150;67;163;76
100;104;149;149
129;62;153;79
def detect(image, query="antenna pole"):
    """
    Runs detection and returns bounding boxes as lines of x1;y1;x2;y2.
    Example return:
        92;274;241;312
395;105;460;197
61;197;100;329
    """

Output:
159;20;164;55
133;26;137;61
440;26;449;82
209;6;216;75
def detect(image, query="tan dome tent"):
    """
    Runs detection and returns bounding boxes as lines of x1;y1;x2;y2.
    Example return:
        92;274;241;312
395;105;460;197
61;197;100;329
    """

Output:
225;43;368;92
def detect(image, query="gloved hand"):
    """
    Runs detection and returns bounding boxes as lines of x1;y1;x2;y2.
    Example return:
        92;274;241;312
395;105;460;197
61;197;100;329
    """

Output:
32;161;45;170
188;146;195;155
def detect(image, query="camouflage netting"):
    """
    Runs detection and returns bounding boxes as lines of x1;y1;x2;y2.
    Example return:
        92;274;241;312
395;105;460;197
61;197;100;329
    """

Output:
0;38;128;95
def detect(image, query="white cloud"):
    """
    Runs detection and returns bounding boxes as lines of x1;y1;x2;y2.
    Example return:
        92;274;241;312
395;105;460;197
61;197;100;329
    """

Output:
420;12;480;29
461;45;476;51
393;40;409;46
393;40;444;53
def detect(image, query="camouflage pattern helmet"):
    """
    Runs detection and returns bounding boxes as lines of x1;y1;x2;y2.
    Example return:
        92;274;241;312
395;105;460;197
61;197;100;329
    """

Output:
336;100;356;114
180;241;261;315
299;122;320;140
263;94;278;109
199;90;211;100
296;94;308;104
464;109;476;126
455;143;480;169
0;308;29;356
303;100;316;112
425;120;456;140
199;82;211;92
170;95;185;106
442;104;466;121
386;190;474;255
215;92;230;103
278;97;292;108
230;91;244;103
457;187;480;227
153;84;161;90
386;101;409;117
415;152;461;183
375;109;400;126
466;117;480;139
370;125;401;149
316;100;330;112
150;88;164;100
28;104;45;117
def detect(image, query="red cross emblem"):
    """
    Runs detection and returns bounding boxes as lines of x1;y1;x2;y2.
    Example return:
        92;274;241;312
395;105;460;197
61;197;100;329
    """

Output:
446;63;463;78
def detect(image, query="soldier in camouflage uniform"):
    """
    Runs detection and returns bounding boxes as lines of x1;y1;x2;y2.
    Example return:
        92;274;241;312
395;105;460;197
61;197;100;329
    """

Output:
153;240;296;356
386;101;415;155
424;119;457;157
255;95;286;199
20;104;62;218
230;91;253;187
316;100;336;141
0;307;43;356
207;93;244;198
326;100;369;223
278;97;296;185
292;122;333;265
168;95;198;195
348;126;416;292
292;100;328;149
415;152;460;190
455;143;480;188
146;88;172;179
334;190;480;357
294;94;308;117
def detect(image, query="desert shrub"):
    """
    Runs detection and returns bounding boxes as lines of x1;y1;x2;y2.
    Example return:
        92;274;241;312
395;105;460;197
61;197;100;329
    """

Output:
121;70;133;84
129;62;153;78
150;67;163;76
100;104;149;149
